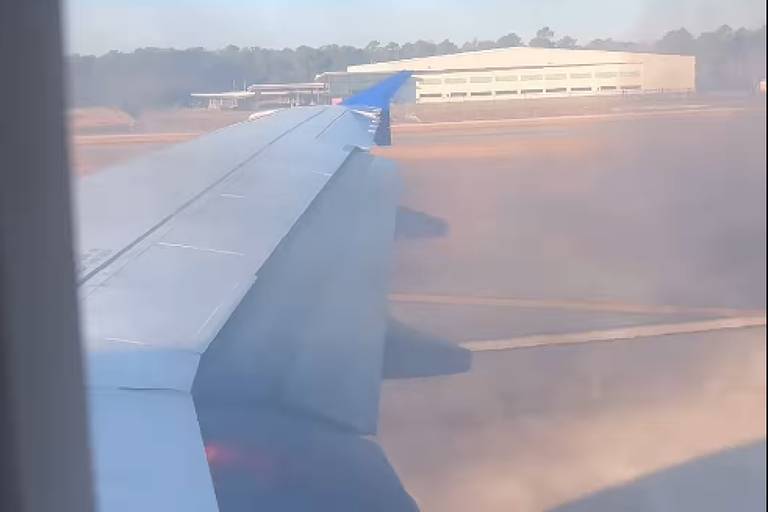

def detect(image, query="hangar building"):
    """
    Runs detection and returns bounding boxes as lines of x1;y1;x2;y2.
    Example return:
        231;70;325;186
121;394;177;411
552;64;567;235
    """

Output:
319;47;695;103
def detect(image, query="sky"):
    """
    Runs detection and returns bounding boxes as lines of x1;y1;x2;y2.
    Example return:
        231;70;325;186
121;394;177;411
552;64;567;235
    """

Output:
65;0;767;55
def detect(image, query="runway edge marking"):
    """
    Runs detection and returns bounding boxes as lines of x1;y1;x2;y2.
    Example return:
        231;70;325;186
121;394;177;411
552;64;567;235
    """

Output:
461;316;767;352
388;293;765;318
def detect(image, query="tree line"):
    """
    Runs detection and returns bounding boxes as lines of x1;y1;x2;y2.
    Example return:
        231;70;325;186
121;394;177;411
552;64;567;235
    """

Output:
68;25;766;113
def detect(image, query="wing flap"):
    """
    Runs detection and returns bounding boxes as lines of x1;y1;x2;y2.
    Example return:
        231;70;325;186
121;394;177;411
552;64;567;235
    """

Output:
76;107;323;280
82;106;366;375
193;151;401;433
89;389;218;512
81;72;411;510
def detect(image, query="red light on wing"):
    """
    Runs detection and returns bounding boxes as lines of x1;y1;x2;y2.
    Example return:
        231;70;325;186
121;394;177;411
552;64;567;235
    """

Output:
204;442;238;467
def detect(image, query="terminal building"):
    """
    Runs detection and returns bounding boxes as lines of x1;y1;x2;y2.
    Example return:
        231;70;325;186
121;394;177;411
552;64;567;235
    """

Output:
191;82;328;109
318;47;695;104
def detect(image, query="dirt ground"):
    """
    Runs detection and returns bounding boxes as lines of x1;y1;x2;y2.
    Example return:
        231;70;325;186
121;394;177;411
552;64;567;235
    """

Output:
69;106;250;136
68;107;251;174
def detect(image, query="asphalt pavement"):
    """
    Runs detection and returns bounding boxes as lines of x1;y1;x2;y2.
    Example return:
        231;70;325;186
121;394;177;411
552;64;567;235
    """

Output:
377;105;766;511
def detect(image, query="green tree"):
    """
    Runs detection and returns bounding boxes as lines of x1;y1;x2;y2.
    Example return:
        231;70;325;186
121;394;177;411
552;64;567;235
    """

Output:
529;26;555;48
364;40;381;62
462;38;497;52
556;36;577;49
65;25;767;110
436;39;459;55
496;33;523;48
655;28;696;55
383;42;400;60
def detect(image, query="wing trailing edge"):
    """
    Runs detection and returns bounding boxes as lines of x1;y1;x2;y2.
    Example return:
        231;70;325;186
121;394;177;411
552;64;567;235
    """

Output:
83;71;414;511
343;71;411;146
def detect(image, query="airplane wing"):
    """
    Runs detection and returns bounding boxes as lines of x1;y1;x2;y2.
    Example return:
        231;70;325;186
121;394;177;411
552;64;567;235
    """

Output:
77;72;414;511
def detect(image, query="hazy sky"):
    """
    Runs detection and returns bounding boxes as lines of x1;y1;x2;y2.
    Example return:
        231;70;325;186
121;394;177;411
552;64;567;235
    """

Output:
65;0;766;55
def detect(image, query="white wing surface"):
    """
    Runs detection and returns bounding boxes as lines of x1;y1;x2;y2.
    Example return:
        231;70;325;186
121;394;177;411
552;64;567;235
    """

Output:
78;72;412;512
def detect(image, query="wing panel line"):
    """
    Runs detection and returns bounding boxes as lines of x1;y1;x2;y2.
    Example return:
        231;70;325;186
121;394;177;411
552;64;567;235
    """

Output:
78;107;328;286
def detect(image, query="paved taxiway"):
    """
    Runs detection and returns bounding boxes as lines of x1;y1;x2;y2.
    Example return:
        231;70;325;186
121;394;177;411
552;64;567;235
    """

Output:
378;105;766;511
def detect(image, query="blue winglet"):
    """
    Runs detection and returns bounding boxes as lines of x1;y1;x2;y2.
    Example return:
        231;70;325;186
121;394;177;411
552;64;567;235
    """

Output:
342;71;412;109
343;71;411;146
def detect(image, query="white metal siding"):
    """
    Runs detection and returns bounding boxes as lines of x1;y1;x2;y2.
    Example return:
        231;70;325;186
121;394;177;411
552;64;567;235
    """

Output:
351;47;694;103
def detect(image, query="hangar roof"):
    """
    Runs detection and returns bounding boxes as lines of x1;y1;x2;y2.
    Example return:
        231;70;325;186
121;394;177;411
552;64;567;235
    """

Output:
348;46;692;74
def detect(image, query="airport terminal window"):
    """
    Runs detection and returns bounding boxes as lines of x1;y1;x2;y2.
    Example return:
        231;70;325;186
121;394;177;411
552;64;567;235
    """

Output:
620;71;641;78
521;74;544;81
570;72;592;79
545;73;567;80
419;78;442;85
496;75;519;81
445;77;468;84
599;85;617;90
470;91;493;96
495;90;518;95
546;87;567;93
596;71;618;78
418;93;443;98
570;86;593;92
521;88;544;93
449;91;468;97
621;85;642;90
470;76;493;83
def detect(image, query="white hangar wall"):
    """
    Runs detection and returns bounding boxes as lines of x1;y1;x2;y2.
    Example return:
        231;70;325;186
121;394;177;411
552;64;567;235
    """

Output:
346;47;695;103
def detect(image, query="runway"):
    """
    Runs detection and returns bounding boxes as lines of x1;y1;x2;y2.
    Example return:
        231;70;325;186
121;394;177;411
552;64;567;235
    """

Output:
69;100;766;511
377;104;766;511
